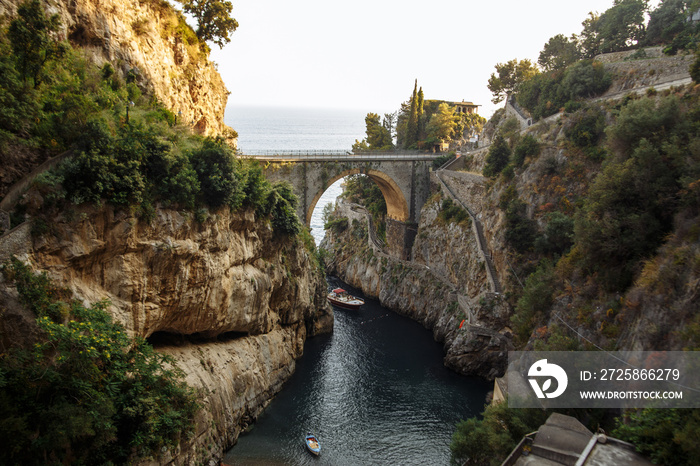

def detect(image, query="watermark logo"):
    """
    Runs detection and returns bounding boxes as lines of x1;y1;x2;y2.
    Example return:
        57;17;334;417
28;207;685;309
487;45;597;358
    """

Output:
528;359;568;399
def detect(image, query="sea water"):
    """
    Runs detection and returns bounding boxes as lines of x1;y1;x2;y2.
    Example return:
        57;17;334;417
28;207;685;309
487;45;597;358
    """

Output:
226;106;365;244
223;107;490;465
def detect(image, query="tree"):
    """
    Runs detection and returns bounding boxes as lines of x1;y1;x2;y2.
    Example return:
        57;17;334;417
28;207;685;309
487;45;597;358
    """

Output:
613;409;700;465
597;0;649;52
538;34;580;72
458;112;486;140
188;137;244;208
365;113;393;150
483;135;511;177
575;97;683;290
426;103;457;142
516;61;611;121
487;59;538;104
405;79;420;149
383;111;397;144
180;0;239;48
8;0;66;88
417;86;425;140
691;48;700;83
353;113;394;151
450;403;548;465
645;0;692;45
577;12;603;58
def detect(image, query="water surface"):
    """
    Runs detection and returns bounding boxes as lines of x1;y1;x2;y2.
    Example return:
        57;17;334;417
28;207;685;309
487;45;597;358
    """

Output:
225;280;490;465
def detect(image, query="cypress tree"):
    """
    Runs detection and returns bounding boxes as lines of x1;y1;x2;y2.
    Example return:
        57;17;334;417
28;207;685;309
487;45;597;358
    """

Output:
417;86;424;116
405;79;419;149
417;86;425;141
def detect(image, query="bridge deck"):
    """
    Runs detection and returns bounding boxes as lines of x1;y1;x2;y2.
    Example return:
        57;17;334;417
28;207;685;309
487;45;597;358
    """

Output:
241;150;444;162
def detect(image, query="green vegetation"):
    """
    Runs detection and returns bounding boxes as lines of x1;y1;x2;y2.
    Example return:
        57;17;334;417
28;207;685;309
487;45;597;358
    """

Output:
450;402;549;465
576;95;691;290
516;60;612;121
437;198;470;226
395;80;486;150
0;258;199;465
504;198;537;253
489;1;700;122
487;59;538;104
511;260;556;342
512;134;541;167
179;0;238;48
613;409;700;465
1;1;300;237
483;135;511;178
340;174;387;241
564;104;607;158
458;3;700;464
352;112;394;151
432;151;457;170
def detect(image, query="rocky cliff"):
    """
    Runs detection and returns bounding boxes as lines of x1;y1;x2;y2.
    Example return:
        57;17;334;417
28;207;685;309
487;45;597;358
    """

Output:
323;195;511;380
0;202;333;464
0;0;231;137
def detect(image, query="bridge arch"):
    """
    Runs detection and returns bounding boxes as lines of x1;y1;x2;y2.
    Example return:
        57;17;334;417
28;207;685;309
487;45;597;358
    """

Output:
305;169;409;227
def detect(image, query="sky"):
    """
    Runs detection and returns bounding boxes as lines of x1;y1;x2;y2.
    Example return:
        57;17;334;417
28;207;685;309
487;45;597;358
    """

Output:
210;0;624;119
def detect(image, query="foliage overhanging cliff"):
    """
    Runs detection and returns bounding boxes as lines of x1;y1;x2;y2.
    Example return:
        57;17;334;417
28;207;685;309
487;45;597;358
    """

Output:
0;0;234;198
0;1;333;464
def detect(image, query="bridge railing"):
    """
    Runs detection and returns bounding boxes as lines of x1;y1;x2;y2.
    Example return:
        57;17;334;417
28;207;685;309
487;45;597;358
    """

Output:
240;149;432;156
239;150;443;161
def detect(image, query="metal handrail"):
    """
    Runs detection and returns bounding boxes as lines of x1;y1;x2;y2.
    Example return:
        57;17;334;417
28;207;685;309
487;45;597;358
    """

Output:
239;150;443;162
241;149;432;156
435;172;502;293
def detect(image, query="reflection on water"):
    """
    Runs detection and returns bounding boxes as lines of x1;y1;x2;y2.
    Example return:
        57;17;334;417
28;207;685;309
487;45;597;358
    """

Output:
225;280;490;465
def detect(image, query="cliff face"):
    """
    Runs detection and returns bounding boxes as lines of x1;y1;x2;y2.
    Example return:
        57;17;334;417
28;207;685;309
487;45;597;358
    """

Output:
0;0;230;137
0;203;333;463
323;199;511;380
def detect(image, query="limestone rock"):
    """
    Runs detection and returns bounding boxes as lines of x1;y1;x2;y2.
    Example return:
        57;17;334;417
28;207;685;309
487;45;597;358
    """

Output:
0;0;231;138
0;203;332;464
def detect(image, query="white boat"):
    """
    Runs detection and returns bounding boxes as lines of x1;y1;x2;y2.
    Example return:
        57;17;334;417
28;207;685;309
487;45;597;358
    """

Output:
327;288;364;310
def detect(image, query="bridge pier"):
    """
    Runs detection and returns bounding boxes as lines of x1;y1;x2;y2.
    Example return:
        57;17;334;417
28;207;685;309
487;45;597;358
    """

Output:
386;218;418;260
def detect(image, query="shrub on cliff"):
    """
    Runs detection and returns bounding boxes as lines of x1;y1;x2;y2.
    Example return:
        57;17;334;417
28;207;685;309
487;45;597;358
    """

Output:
564;105;607;154
512;134;541;167
188;136;245;209
438;198;470;226
503;198;537;253
511;260;556;343
0;258;199;465
483;135;511;178
574;96;692;290
267;182;302;236
516;60;611;121
613;408;700;465
450;402;549;465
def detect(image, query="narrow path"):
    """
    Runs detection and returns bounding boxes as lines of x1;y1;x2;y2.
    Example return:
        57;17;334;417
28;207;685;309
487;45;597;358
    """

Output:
434;170;502;294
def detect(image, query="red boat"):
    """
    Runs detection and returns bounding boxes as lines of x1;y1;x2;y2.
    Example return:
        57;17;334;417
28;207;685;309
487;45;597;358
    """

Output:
327;288;364;310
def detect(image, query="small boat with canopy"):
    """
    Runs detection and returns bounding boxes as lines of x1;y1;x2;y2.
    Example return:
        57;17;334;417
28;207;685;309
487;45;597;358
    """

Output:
327;288;364;310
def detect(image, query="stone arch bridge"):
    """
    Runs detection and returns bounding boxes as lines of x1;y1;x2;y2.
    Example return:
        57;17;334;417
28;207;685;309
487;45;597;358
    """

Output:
251;151;441;259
